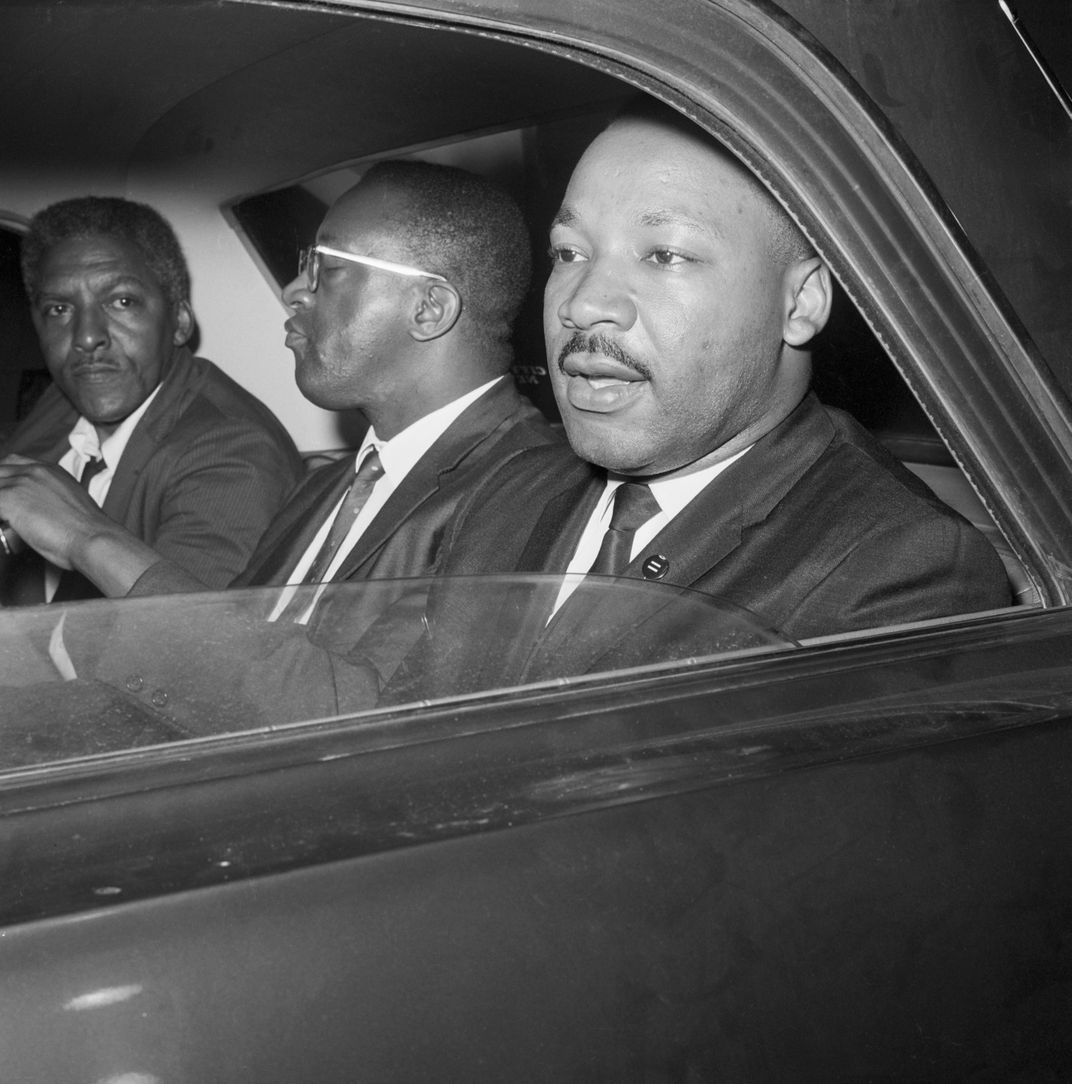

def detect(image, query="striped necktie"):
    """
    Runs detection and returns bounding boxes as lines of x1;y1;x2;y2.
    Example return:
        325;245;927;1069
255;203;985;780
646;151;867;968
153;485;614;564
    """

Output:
301;449;384;584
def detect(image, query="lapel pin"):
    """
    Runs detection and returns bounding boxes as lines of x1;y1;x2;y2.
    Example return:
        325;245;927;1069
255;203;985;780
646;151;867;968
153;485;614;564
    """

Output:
642;554;670;580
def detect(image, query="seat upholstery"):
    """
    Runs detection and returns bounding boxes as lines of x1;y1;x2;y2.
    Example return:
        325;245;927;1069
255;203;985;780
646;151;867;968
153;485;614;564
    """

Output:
904;461;1039;607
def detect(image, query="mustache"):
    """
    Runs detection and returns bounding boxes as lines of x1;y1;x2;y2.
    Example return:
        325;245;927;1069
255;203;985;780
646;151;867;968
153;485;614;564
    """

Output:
70;356;119;371
556;333;651;380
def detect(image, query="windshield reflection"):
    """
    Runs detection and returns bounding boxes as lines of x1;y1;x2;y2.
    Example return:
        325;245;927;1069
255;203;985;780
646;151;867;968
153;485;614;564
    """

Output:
0;575;790;768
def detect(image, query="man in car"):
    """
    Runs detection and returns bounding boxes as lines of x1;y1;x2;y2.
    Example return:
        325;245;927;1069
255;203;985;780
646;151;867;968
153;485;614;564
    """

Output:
0;162;556;613
0;196;302;605
0;107;1011;733
388;97;1013;695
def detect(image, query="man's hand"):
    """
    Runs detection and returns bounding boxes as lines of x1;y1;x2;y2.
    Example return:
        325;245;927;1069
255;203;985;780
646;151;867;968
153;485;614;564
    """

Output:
0;453;105;569
0;453;161;595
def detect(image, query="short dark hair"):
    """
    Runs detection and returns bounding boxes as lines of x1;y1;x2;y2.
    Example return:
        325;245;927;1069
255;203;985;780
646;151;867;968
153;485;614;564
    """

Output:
21;196;191;308
360;160;532;354
611;96;814;266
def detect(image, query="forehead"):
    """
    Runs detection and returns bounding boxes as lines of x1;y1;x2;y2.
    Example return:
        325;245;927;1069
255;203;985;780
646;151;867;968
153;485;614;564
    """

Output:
318;180;412;248
38;233;162;291
559;117;768;239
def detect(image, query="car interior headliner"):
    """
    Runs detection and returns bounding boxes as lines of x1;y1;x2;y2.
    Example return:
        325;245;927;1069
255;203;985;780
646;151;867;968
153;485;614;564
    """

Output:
2;1;625;193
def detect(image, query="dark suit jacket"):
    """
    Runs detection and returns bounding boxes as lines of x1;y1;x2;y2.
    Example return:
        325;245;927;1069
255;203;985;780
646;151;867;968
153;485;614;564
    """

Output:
389;393;1012;697
63;378;559;736
0;348;303;604
130;375;559;599
52;393;1009;737
240;376;557;586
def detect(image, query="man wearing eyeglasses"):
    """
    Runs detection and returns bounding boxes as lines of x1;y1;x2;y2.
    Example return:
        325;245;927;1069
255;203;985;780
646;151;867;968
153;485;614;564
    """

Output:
0;161;556;607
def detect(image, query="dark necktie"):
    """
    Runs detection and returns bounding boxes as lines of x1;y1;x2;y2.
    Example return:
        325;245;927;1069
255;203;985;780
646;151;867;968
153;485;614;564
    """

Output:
588;481;660;577
301;449;384;585
50;455;108;603
78;454;107;491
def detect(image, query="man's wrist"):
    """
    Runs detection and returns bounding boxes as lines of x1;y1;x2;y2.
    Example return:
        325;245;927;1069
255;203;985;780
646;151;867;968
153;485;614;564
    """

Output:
71;524;160;598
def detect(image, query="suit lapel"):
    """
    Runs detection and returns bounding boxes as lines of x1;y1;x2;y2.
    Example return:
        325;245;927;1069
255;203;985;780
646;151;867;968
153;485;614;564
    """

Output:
618;393;836;591
241;457;355;586
459;467;601;688
331;379;534;581
515;476;601;573
99;348;203;522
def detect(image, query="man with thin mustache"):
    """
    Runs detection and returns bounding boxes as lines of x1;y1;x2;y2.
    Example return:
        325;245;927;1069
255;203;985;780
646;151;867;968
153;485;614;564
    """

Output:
393;96;1012;693
0;196;302;605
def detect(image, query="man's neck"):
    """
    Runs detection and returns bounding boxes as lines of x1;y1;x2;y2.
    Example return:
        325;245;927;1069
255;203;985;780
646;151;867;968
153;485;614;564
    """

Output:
370;373;502;440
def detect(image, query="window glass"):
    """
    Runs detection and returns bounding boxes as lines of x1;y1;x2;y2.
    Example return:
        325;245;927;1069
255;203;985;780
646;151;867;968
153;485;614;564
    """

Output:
0;576;789;768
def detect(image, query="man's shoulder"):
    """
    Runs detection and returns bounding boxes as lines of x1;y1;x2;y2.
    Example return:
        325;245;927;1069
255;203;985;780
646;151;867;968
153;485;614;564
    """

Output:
458;380;560;450
815;403;971;525
426;382;562;486
473;438;586;490
165;354;292;434
0;383;77;461
451;440;593;530
144;353;300;470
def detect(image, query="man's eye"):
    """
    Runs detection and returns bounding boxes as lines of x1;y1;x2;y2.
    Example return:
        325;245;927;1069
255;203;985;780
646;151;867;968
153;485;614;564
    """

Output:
40;303;70;319
548;244;587;265
109;296;139;310
644;248;690;268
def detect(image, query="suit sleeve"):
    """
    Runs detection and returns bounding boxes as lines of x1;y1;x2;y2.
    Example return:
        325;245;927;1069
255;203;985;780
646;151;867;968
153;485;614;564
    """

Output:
134;417;302;590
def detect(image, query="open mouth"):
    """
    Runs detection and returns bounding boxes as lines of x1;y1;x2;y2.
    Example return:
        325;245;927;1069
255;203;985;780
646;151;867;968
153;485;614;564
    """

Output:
559;355;646;413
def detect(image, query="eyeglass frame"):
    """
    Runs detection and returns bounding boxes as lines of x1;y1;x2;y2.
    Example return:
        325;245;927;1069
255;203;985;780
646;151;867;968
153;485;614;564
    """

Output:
298;243;448;291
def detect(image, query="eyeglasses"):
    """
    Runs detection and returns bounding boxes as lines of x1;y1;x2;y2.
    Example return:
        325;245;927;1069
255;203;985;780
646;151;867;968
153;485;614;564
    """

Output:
297;244;447;292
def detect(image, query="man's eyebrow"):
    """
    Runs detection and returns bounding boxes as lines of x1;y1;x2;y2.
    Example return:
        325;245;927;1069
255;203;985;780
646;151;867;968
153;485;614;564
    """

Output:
550;206;578;229
637;209;716;236
39;270;149;295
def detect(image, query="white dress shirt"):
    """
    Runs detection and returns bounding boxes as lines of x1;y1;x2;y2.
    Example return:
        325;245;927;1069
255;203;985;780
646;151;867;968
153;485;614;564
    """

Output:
550;445;752;616
45;384;162;601
272;376;503;623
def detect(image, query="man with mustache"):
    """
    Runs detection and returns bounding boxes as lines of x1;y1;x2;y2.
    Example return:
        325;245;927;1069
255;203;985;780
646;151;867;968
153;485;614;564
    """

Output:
0;196;302;605
393;97;1011;693
0;163;556;612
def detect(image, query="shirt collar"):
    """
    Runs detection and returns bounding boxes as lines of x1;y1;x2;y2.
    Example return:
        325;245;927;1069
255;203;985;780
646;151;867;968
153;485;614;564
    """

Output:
600;443;753;519
67;382;163;470
359;376;503;483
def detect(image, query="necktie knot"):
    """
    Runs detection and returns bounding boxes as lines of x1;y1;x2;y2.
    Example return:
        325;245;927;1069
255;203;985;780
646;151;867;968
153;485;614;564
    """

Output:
78;455;106;490
607;481;660;532
355;448;384;483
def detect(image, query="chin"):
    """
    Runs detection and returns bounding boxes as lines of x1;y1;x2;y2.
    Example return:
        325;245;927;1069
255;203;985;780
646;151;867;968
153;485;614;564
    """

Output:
79;401;139;427
563;420;647;475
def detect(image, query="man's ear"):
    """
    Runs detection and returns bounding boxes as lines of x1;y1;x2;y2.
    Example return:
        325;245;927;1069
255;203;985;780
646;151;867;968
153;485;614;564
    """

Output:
410;282;462;342
783;257;832;347
172;301;195;347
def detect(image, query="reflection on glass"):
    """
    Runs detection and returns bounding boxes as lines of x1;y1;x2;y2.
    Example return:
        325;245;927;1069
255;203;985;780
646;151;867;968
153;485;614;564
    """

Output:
0;575;790;769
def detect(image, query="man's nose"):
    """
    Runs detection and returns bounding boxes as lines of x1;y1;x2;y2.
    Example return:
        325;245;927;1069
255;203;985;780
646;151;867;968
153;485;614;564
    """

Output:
553;262;636;332
72;306;109;353
282;273;313;308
